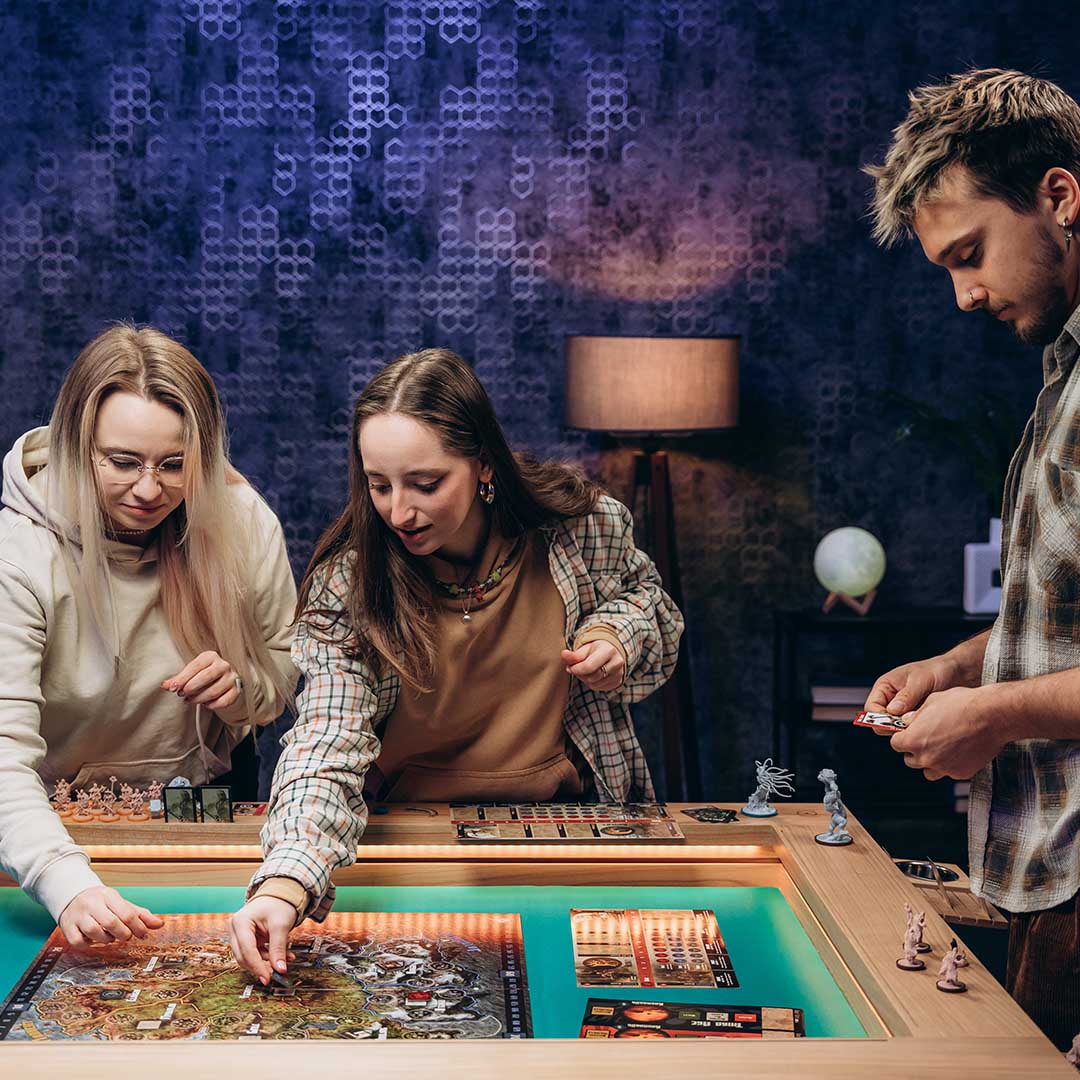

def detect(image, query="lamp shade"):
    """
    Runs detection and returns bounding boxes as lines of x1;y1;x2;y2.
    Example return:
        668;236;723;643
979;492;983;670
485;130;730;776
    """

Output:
564;335;739;434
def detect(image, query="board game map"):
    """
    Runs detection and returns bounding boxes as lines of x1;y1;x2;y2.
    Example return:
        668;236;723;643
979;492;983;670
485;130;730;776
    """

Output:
571;909;738;989
580;998;805;1039
450;802;685;842
0;911;530;1041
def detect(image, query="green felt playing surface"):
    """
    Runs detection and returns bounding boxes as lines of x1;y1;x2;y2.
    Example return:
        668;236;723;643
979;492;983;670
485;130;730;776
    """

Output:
0;884;866;1039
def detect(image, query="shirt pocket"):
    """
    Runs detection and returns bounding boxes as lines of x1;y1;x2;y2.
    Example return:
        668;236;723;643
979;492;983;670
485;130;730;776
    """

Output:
1033;457;1080;601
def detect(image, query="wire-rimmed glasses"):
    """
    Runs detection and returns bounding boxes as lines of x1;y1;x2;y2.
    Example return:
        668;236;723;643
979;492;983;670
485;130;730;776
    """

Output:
94;451;186;488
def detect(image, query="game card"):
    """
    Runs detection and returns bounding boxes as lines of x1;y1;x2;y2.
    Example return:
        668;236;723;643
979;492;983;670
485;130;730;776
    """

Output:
570;909;738;989
853;710;907;732
579;998;804;1039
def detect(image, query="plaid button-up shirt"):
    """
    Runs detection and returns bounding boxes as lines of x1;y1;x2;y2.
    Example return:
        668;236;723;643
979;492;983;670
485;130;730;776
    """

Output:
970;304;1080;913
250;495;684;920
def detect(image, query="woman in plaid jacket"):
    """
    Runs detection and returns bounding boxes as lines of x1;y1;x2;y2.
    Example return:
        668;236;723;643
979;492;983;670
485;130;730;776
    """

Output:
228;347;683;981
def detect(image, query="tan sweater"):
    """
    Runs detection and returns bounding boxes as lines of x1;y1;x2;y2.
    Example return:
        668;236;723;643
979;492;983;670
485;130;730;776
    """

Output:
373;526;623;802
0;428;298;919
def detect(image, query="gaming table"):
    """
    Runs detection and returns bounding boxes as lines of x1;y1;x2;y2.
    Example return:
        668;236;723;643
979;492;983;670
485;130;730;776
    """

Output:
0;803;1071;1077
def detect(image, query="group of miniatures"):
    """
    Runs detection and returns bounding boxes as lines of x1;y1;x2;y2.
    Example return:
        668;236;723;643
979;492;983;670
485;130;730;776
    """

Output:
51;777;163;822
740;760;969;994
50;776;235;823
897;901;969;993
741;758;852;845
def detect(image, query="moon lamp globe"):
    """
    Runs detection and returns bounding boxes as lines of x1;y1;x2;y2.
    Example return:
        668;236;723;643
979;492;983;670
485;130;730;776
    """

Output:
813;527;886;616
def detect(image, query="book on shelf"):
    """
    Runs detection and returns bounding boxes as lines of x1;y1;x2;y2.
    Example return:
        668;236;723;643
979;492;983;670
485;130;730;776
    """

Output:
810;705;859;721
811;683;872;705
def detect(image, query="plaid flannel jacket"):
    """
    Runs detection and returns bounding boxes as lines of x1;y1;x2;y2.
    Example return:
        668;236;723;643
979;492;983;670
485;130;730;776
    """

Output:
250;495;684;919
970;305;1080;913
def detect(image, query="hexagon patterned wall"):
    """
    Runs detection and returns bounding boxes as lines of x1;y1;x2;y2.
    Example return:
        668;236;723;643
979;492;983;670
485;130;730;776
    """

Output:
0;1;1059;797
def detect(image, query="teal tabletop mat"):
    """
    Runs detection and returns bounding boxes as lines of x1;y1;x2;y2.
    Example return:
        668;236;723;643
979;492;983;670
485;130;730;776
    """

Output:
0;884;865;1039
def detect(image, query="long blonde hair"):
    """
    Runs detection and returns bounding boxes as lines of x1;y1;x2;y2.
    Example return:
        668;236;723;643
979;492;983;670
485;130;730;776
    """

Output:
47;323;292;703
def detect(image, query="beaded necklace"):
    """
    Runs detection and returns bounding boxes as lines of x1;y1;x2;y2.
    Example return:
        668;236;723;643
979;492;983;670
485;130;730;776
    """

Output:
432;544;520;623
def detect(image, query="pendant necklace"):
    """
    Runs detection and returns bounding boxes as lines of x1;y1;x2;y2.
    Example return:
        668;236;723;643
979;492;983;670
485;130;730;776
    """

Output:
433;541;519;624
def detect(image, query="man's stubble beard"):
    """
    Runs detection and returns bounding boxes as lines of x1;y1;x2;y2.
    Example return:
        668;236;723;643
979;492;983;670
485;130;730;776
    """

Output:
1013;223;1072;345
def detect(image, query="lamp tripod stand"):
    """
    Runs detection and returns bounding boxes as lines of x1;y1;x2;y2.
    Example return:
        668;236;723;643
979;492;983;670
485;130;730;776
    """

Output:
630;445;702;802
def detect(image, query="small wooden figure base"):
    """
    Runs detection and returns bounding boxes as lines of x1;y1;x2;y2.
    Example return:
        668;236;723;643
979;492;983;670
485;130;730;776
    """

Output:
897;958;926;971
937;979;967;993
741;805;778;818
915;942;932;954
822;589;878;616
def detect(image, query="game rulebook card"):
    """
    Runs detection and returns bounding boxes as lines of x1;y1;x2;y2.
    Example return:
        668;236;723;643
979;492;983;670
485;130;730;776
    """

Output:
570;909;738;989
450;802;685;842
579;998;805;1039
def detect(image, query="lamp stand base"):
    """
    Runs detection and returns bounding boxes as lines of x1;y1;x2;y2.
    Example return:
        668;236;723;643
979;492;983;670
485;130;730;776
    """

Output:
822;589;877;616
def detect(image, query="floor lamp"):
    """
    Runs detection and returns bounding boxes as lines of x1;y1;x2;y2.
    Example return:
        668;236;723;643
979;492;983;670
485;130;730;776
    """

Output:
564;335;740;801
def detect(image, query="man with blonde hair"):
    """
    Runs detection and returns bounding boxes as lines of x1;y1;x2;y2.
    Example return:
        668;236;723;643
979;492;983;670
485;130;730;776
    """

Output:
863;68;1080;1049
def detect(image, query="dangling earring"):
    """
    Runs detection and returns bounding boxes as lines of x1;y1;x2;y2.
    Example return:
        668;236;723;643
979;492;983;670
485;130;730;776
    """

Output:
479;480;495;505
1064;219;1074;252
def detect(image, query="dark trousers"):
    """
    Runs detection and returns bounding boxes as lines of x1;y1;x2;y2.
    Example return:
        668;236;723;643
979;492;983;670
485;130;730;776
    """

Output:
1006;891;1080;1051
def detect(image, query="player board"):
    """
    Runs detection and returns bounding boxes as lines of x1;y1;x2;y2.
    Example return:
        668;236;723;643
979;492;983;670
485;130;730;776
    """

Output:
579;998;804;1039
450;802;684;841
570;909;738;989
0;911;531;1041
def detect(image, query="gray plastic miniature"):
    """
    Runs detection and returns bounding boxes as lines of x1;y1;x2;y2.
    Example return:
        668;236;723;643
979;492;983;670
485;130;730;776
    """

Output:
815;768;853;845
741;758;795;817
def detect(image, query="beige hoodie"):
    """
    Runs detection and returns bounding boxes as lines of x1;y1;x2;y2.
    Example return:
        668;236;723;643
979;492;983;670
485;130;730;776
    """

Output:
0;428;298;920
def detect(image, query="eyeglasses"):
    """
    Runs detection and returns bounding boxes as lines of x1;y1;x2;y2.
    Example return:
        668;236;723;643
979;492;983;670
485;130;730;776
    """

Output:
94;452;186;488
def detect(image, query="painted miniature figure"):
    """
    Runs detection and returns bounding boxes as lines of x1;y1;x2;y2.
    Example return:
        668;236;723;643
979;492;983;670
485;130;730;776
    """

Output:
815;767;853;845
741;758;795;817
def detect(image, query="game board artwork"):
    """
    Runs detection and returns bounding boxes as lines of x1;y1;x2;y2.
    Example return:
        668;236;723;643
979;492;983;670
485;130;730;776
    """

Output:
0;912;531;1041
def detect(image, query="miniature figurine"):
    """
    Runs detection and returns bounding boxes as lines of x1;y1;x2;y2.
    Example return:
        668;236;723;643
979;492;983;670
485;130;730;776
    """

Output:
1066;1031;1080;1067
936;939;967;993
87;782;105;816
127;789;149;822
814;768;853;845
905;902;932;954
98;790;119;823
52;778;72;817
118;783;135;816
896;913;926;971
147;780;165;818
71;789;93;823
741;758;795;817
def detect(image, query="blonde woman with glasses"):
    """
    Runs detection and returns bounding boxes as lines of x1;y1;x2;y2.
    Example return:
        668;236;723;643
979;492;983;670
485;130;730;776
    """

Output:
0;324;298;948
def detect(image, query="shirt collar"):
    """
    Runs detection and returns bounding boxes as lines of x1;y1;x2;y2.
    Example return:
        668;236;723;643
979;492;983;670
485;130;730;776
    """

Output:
1044;303;1080;385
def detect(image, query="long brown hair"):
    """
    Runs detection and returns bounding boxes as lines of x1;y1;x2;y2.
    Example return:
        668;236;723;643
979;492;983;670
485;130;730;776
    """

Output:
298;347;600;690
47;323;294;706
